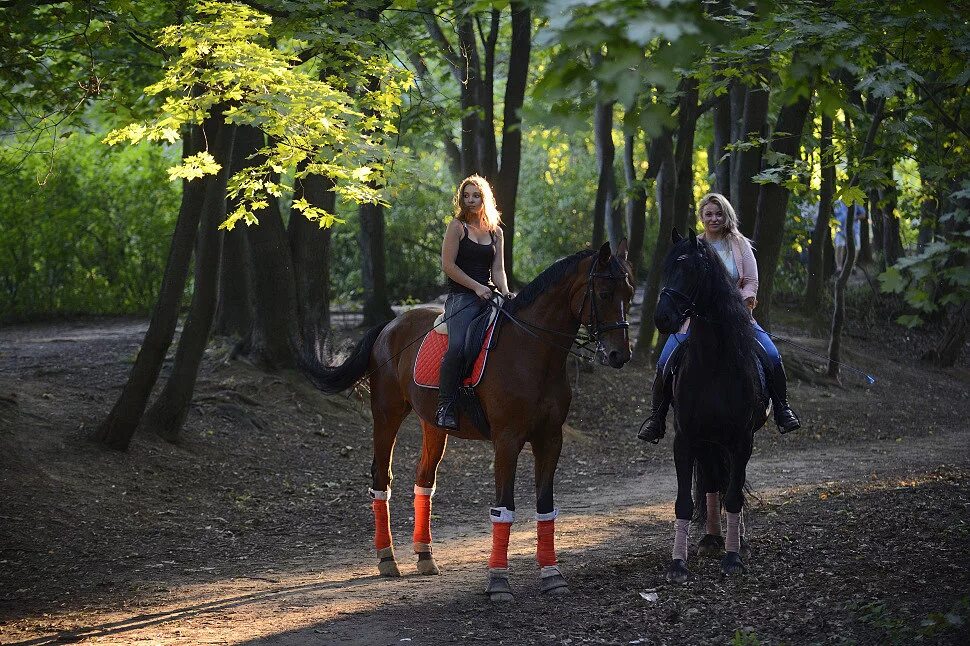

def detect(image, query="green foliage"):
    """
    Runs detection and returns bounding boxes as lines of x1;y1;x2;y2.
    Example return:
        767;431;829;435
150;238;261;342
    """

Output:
103;1;411;230
878;183;970;328
0;134;179;320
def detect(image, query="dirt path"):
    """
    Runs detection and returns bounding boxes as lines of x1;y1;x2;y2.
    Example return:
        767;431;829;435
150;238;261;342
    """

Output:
5;429;967;645
1;316;968;645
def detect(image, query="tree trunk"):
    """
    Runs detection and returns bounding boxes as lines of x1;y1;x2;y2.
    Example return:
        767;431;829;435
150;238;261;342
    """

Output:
827;189;856;379
360;200;395;325
633;131;676;364
881;183;903;266
712;87;732;198
457;14;484;177
493;2;530;286
828;101;885;379
478;8;500;180
804;114;834;318
869;188;884;260
142;115;235;442
592;99;615;250
213;227;252;337
213;133;257;338
290;170;335;359
624;132;648;274
731;83;771;237
673;78;700;234
93;125;206;451
752;92;812;328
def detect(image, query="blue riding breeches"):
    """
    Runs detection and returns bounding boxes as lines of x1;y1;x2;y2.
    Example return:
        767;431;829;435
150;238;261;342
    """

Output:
656;323;782;373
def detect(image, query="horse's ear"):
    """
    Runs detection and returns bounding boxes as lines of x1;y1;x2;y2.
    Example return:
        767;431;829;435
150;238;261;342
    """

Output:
688;228;698;248
671;228;683;244
597;241;611;266
616;237;629;262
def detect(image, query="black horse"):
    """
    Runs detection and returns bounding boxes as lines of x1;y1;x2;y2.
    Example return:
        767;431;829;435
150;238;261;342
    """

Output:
654;228;769;582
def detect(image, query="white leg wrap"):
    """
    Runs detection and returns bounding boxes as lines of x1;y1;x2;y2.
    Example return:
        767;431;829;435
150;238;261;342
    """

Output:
672;518;690;562
369;488;390;501
726;511;741;553
490;507;515;523
413;485;435;497
535;509;558;522
706;493;721;535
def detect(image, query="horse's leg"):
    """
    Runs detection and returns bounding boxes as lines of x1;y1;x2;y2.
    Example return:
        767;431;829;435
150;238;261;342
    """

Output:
485;434;525;602
532;427;569;596
666;433;694;584
696;459;725;557
721;439;753;576
369;390;410;578
413;420;447;575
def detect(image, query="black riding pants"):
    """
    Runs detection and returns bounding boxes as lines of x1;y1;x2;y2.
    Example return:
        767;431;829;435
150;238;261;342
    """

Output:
438;291;485;402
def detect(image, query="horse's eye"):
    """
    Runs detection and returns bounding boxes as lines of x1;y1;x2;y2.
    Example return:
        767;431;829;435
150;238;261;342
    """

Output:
676;254;688;261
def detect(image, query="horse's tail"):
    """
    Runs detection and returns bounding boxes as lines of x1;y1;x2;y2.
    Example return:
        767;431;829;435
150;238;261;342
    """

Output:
692;444;748;525
299;322;390;394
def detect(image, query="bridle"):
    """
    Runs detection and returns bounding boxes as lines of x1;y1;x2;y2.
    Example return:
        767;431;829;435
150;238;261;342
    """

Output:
576;256;631;358
659;253;706;324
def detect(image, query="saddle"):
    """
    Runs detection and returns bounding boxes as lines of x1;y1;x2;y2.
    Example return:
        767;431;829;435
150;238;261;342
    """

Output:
413;295;506;438
414;294;505;389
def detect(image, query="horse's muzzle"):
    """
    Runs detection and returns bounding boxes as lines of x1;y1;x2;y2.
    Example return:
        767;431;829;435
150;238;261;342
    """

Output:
606;348;631;369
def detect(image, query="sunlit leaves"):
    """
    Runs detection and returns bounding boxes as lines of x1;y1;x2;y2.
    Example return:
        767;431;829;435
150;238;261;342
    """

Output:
102;1;410;231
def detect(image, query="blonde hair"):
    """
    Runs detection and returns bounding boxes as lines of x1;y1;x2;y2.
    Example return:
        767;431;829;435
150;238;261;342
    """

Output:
453;174;502;232
697;192;744;241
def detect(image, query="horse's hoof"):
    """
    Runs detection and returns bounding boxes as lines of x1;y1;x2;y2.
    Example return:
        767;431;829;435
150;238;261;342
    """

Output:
539;566;569;596
721;551;746;576
378;558;401;577
665;559;689;584
486;569;513;602
416;553;440;575
697;534;725;557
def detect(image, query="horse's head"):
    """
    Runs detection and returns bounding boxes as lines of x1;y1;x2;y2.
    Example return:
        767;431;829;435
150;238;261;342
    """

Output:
572;240;635;368
655;228;710;334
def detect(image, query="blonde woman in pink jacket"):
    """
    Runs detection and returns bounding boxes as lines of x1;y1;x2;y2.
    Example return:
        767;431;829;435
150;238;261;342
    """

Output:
638;193;801;443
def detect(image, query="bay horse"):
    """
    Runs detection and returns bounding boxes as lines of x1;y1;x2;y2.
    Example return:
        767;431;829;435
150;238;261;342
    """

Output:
301;241;633;601
653;229;768;583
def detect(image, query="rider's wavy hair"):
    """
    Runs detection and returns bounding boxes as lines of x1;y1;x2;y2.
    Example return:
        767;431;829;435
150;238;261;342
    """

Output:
698;193;747;242
453;174;502;232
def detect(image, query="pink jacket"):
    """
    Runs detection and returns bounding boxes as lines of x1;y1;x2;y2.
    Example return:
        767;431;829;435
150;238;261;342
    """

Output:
678;233;758;333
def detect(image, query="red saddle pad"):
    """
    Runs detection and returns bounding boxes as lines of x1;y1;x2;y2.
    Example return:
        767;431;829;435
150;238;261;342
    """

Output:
413;321;496;389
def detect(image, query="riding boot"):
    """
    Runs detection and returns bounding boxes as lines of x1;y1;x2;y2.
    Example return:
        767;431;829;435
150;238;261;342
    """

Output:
768;361;800;433
435;353;460;431
637;365;672;444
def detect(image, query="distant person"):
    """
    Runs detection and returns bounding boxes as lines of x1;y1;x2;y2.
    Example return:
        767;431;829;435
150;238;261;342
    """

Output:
637;193;801;444
435;175;511;430
833;200;866;272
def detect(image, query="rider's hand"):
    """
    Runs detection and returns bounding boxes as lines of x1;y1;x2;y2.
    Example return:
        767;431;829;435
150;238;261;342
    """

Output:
475;284;494;300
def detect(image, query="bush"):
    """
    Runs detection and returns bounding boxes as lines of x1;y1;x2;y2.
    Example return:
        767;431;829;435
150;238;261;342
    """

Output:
0;133;180;320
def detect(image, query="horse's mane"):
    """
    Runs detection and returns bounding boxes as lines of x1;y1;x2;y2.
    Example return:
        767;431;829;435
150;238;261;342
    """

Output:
666;237;759;382
506;249;597;314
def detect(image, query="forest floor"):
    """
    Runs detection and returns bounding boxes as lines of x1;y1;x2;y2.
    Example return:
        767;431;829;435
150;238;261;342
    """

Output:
0;301;968;645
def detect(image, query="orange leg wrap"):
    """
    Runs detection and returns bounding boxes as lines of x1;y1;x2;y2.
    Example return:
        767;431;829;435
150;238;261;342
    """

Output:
536;519;557;567
488;522;512;569
413;493;432;547
372;499;392;550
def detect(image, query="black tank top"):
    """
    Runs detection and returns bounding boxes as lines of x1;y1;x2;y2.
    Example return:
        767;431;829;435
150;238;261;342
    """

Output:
448;222;495;294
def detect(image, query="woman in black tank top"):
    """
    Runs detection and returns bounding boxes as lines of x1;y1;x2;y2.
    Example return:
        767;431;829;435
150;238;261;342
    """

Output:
435;175;511;430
